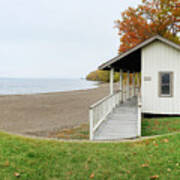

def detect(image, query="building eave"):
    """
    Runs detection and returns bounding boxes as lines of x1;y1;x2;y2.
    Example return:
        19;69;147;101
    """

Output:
99;35;180;71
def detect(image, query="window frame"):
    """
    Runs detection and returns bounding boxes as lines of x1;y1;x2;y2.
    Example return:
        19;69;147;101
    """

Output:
159;72;173;98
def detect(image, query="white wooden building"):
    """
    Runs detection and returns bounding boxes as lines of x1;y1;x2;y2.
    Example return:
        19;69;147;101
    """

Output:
89;35;180;141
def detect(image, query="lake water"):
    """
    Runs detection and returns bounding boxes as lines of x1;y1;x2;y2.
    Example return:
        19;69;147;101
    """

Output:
0;78;98;95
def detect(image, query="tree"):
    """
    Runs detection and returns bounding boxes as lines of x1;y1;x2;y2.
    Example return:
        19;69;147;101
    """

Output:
86;70;121;82
115;0;180;53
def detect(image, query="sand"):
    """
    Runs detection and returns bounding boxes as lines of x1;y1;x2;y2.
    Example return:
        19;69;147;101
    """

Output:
0;83;118;137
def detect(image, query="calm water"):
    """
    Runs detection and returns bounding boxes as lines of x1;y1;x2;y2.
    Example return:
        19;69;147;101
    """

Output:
0;78;98;95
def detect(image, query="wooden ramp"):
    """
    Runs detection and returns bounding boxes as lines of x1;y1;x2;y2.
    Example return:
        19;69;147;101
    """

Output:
94;97;138;140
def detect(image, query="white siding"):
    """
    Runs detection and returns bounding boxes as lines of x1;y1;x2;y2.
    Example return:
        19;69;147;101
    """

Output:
142;40;180;114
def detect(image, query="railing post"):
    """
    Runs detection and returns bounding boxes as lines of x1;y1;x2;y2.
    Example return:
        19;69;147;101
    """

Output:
124;73;127;101
110;68;114;95
120;69;123;103
133;72;135;96
127;71;130;99
137;94;142;137
137;73;140;93
89;108;94;140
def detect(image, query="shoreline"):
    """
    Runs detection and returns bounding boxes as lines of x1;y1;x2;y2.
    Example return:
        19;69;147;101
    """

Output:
0;84;99;97
0;78;99;96
0;83;117;138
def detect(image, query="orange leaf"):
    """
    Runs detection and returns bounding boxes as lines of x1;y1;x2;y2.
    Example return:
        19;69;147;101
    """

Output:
14;172;20;177
141;163;149;168
4;160;10;167
163;138;169;143
150;175;159;179
90;173;95;179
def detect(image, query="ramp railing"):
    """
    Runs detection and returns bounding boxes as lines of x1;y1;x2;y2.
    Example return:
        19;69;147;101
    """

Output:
89;90;122;140
89;84;141;140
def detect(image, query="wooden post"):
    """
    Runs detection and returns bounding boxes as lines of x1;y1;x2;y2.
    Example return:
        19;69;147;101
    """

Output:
120;69;123;103
137;73;140;93
133;72;135;96
89;108;93;140
119;69;123;91
110;68;114;95
137;95;142;137
127;71;130;99
124;73;126;101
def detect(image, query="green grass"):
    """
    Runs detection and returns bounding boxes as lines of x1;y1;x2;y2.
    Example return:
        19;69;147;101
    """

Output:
0;131;180;179
142;117;180;136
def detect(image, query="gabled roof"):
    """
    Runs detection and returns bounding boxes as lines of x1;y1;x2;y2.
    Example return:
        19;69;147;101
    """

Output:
99;35;180;70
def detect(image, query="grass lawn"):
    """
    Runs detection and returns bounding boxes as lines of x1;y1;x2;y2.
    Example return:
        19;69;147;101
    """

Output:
0;132;180;179
142;117;180;136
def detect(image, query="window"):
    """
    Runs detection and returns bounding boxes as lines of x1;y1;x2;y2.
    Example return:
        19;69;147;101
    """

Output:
159;72;173;97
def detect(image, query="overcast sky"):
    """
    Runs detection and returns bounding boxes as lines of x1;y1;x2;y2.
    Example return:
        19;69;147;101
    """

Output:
0;0;141;78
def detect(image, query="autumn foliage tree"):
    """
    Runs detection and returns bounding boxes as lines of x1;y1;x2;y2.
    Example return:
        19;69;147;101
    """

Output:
115;0;180;53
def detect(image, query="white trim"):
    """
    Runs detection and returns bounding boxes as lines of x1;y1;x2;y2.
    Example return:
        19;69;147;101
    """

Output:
142;110;180;115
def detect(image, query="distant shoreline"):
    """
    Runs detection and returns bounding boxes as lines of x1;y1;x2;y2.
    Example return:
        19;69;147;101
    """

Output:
0;84;99;96
0;78;99;96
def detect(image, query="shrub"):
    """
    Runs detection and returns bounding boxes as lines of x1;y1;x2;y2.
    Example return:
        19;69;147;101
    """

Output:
86;70;120;82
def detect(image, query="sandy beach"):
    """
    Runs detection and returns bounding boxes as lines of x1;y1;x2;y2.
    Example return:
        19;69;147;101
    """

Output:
0;83;119;137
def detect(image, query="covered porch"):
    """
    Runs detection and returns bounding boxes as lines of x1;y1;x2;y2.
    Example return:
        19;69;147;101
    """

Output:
89;48;142;141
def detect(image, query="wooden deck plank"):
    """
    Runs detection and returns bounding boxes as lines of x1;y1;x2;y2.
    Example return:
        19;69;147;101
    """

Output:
94;97;138;140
